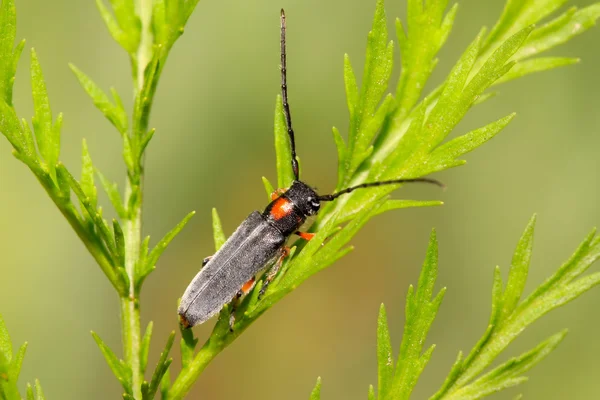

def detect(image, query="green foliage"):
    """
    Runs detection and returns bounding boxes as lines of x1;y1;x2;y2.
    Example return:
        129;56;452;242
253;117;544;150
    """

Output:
164;0;600;398
0;315;44;400
0;0;599;399
308;217;600;399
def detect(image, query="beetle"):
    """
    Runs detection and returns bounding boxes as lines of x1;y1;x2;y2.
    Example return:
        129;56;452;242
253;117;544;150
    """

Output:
178;9;443;330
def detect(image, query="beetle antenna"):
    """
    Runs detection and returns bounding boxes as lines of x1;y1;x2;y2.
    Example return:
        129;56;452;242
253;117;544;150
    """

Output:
280;9;300;181
317;178;445;201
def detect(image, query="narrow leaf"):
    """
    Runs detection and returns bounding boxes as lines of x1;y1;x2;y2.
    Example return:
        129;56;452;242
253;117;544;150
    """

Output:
212;208;226;252
377;304;393;399
180;322;198;369
91;331;131;390
262;176;275;201
96;168;127;218
34;379;45;400
81;139;97;210
0;315;12;364
274;94;295;188
495;58;579;85
144;211;196;277
146;332;175;400
30;49;59;185
70;64;128;134
501;215;536;320
140;321;153;375
309;377;322;400
8;342;26;382
343;54;358;118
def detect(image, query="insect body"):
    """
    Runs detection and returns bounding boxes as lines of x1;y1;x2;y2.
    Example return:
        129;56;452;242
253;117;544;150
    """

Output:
178;10;443;330
179;181;319;327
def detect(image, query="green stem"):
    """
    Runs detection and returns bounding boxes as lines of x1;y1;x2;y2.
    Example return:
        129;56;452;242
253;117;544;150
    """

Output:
123;183;143;399
120;2;154;399
167;341;224;400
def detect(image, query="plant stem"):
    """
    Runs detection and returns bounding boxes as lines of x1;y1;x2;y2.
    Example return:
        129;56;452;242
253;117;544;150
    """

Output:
122;184;143;399
120;2;155;399
167;340;225;400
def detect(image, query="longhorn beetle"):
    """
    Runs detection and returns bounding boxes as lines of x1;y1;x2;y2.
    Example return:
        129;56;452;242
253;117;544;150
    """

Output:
178;9;443;330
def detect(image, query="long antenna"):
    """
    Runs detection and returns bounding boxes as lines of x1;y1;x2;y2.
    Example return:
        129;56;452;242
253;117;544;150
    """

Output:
317;178;445;201
280;9;300;181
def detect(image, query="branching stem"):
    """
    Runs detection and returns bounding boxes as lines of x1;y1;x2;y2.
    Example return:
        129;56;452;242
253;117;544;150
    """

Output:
121;1;155;399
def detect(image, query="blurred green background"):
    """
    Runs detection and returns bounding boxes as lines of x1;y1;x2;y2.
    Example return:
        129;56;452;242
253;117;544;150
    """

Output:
1;0;600;398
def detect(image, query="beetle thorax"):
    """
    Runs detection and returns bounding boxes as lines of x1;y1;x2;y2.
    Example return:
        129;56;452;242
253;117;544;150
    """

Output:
263;181;320;236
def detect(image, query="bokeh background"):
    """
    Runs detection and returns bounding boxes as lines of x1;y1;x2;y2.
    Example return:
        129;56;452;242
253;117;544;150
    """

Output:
1;0;600;398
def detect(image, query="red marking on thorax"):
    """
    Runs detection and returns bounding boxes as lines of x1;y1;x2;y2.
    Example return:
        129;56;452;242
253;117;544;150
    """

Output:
270;197;294;220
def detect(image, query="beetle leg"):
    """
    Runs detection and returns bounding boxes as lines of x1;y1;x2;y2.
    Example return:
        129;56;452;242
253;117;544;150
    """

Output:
259;246;290;299
202;256;212;267
295;231;315;241
229;276;256;332
270;188;287;200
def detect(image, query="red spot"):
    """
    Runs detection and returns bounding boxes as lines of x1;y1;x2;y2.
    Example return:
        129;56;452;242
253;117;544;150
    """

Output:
297;232;315;241
270;197;293;220
241;277;256;294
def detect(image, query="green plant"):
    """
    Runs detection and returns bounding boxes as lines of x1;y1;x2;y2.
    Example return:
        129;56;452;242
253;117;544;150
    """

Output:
0;0;599;399
306;216;600;399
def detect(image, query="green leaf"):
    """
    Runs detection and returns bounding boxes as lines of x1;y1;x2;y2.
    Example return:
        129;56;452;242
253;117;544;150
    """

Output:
108;0;140;50
343;54;358;119
61;164;118;262
331;127;347;188
140;321;153;375
33;380;45;400
144;331;175;400
452;331;567;399
0;100;26;154
142;211;196;279
368;385;376;400
432;217;600;399
500;215;536;320
494;57;579;85
425;114;516;175
389;230;445;399
160;368;171;399
30;49;59;185
376;304;393;399
113;220;125;266
309;377;322;400
344;0;394;183
395;1;458;120
274;94;295;188
70;64;128;134
515;5;600;61
8;342;26;383
26;384;34;400
262;176;275;201
0;315;12;364
0;0;17;105
96;0;138;54
179;321;198;370
482;0;566;55
96;168;127;218
212;208;226;252
81;139;98;212
92;331;132;392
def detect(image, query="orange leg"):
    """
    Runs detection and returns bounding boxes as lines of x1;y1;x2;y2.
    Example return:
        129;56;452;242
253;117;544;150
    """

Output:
270;188;287;200
229;276;256;332
259;246;290;299
295;231;315;241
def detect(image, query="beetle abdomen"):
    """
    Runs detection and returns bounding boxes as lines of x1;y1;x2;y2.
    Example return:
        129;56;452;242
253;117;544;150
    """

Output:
178;211;285;327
